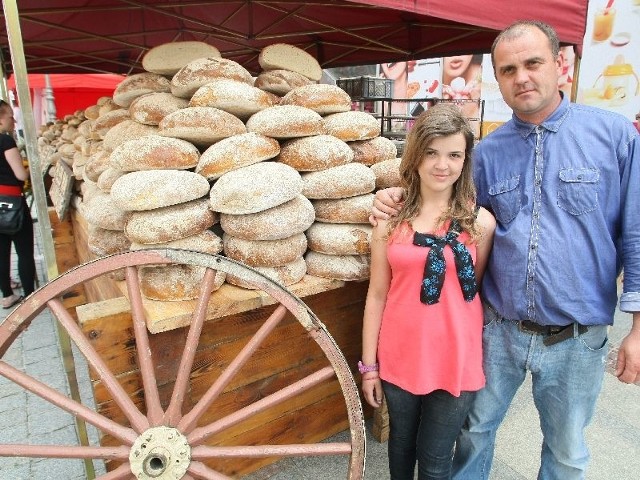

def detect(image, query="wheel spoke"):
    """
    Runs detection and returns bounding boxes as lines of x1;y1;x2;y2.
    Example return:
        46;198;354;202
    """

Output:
187;460;234;479
125;265;163;426
0;444;129;460
178;304;288;434
95;463;134;480
0;360;136;445
48;297;150;434
191;442;352;459
164;267;221;426
187;366;335;446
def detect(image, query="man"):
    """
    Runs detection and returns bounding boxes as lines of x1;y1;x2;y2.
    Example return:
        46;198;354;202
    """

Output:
372;20;640;479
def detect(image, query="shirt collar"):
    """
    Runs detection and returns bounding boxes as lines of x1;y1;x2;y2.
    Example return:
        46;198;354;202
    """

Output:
512;92;570;138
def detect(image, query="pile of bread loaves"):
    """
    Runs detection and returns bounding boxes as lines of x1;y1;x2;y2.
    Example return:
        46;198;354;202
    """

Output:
43;41;402;301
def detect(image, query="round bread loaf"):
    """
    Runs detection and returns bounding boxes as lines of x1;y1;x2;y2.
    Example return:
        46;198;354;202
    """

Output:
125;198;217;244
196;132;280;180
158;107;246;146
246;105;325;139
109;135;200;171
220;194;314;241
98;98;121;117
113;73;171;108
84;104;100;121
111;170;210;211
258;43;322;81
313;193;374;224
305;251;371;281
92;109;130;139
223;232;307;267
83;191;130;230
142;41;221;76
88;225;131;256
129;92;189;126
209;162;303;215
349;136;398;165
306;223;372;255
171;57;253;98
226;257;306;289
103;120;158;152
139;264;226;301
130;229;223;255
189;79;276;120
97;167;126;193
84;150;112;182
324;111;380;141
277;135;353;172
254;69;314;96
281;84;351;115
302;163;376;199
371;157;401;189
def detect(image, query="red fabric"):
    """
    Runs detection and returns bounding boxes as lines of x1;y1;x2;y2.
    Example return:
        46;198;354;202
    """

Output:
0;185;23;196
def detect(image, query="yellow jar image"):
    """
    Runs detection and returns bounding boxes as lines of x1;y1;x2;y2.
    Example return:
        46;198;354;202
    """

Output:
593;55;640;106
592;7;616;42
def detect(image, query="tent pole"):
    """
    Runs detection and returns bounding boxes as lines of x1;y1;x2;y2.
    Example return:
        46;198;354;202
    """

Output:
2;2;96;479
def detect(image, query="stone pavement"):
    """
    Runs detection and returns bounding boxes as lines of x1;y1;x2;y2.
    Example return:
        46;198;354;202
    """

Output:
0;218;638;479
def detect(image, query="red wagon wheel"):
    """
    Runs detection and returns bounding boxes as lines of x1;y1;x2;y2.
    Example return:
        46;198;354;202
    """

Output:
0;249;366;479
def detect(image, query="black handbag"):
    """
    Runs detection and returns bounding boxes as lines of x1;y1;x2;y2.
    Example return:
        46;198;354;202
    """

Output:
0;194;24;235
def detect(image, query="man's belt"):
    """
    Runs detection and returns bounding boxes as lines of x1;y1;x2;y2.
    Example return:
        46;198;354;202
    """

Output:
518;320;589;346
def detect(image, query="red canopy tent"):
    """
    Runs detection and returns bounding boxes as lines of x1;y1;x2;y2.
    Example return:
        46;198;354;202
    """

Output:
6;73;124;118
0;1;589;76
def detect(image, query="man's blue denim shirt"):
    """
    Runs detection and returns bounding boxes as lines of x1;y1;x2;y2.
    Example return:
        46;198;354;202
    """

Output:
474;94;640;326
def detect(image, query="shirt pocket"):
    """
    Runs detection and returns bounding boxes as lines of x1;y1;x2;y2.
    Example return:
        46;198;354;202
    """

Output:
488;176;521;224
557;168;599;215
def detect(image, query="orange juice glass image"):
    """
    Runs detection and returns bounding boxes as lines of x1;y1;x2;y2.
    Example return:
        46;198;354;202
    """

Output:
592;8;616;42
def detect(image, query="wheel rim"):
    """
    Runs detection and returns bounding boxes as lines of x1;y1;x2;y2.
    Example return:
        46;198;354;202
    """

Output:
0;249;366;479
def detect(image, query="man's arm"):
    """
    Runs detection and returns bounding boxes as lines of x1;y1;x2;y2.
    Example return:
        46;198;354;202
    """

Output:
369;186;405;226
615;312;640;384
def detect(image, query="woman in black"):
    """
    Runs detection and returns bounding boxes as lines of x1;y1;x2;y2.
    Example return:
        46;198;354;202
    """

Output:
0;100;36;308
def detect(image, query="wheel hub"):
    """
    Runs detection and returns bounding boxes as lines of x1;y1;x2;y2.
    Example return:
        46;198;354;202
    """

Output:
129;426;191;479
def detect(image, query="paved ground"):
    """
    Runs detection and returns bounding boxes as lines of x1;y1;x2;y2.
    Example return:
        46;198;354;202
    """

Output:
0;216;638;479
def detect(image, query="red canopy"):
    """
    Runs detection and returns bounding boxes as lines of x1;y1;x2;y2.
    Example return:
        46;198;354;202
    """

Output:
0;1;589;75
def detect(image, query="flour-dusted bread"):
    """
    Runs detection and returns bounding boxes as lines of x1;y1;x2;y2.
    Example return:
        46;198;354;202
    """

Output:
87;225;131;256
226;257;306;289
97;167;126;193
223;232;308;267
109;135;200;171
139;264;226;301
129;92;189;126
113;73;171;108
98;98;121;117
281;84;351;115
220;194;314;241
125;198;217;244
189;79;277;120
276;135;353;172
142;41;221;76
258;43;322;81
159;106;246;146
196;132;280;180
306;223;372;255
371;157;402;189
246;105;325;139
103;120;159;152
313;193;374;224
84;104;100;121
302;163;376;199
254;69;314;96
209;162;303;215
83;150;112;182
92;109;130;139
324;111;380;141
349;136;398;165
130;229;223;255
171;57;253;98
83;191;130;230
305;251;370;281
111;170;210;211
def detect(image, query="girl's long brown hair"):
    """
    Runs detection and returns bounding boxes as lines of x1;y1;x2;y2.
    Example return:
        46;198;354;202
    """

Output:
387;102;481;241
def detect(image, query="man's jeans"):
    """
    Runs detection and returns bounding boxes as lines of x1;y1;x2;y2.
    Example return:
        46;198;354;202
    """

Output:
452;304;608;480
382;381;476;480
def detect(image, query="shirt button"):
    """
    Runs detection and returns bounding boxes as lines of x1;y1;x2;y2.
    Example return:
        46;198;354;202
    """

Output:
531;244;537;250
535;179;542;186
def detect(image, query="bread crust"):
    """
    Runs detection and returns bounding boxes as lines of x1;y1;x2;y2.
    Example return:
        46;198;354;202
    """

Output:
246;105;325;139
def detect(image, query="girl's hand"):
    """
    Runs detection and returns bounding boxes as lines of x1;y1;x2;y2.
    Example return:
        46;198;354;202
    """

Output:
361;373;384;408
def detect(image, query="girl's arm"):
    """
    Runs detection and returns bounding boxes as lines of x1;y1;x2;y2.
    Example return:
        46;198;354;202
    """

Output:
474;207;496;283
5;147;29;181
361;220;392;408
